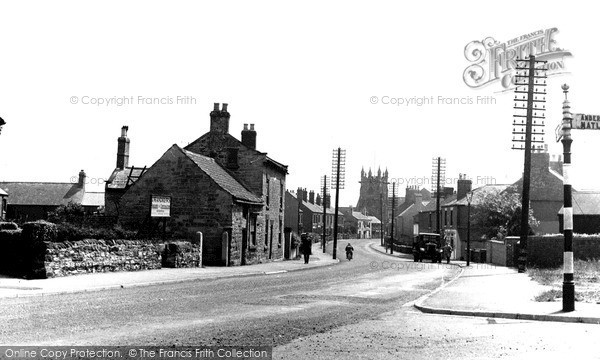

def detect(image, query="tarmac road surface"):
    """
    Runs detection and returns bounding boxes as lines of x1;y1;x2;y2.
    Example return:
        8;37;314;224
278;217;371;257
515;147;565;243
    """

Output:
3;240;599;359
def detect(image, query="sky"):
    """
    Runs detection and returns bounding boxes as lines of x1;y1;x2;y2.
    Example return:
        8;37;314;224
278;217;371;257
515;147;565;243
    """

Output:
1;1;599;207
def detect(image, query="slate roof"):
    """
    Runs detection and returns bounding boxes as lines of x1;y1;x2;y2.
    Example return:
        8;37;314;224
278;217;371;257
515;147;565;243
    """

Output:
558;192;600;215
422;194;458;211
447;184;512;206
0;182;85;206
367;215;381;224
106;167;147;190
352;211;372;221
181;148;263;204
0;188;7;196
81;192;105;207
288;192;343;216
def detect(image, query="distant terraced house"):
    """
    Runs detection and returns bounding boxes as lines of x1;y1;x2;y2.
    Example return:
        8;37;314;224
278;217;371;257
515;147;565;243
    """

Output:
0;170;104;222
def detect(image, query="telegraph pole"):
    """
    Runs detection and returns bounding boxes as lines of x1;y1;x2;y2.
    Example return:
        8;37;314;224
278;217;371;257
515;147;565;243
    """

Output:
431;157;446;237
321;175;329;253
380;192;384;247
331;148;346;260
390;182;396;254
512;55;547;273
297;188;303;235
560;84;575;312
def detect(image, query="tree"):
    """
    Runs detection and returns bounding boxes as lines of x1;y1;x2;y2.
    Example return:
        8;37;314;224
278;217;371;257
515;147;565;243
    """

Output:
470;186;538;240
47;202;85;224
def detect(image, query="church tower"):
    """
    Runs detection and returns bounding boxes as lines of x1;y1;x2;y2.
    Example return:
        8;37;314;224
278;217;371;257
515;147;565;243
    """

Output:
356;166;389;221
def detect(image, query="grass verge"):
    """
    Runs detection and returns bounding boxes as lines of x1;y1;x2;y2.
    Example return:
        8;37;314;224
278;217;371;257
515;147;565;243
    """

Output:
528;259;600;304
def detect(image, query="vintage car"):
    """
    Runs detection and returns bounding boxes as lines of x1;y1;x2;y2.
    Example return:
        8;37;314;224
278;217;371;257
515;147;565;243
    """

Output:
413;233;443;263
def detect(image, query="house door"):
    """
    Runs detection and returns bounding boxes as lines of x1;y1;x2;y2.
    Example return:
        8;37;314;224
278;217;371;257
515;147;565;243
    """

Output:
221;231;229;266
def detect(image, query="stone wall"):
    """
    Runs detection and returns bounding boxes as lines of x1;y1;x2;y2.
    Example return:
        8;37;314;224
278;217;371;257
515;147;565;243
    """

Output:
45;239;162;277
46;239;201;277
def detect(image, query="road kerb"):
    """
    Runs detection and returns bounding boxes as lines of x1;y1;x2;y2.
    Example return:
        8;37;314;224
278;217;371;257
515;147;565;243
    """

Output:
413;303;600;325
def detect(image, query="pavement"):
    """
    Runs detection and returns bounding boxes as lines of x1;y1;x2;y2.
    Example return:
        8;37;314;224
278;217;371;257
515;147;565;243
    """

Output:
0;243;338;298
370;242;600;325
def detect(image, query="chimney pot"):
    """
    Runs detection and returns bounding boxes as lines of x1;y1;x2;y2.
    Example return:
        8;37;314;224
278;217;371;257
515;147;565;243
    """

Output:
222;103;228;112
244;123;248;130
213;103;220;111
121;126;128;137
250;124;255;131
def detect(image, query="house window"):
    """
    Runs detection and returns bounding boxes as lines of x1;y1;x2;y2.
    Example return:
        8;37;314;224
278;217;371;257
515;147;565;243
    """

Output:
265;176;270;207
450;209;453;226
444;210;447;226
429;213;432;228
279;182;284;210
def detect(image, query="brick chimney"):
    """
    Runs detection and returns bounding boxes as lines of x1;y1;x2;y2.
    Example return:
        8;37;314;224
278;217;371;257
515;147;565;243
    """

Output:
210;103;230;134
405;186;419;205
309;190;315;204
116;126;130;169
443;187;454;198
316;193;322;206
414;192;423;205
241;123;257;150
297;187;303;203
78;170;86;188
302;188;308;202
457;173;472;201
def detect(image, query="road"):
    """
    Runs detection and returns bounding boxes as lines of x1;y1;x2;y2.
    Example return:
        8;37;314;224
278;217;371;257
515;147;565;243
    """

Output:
1;239;600;359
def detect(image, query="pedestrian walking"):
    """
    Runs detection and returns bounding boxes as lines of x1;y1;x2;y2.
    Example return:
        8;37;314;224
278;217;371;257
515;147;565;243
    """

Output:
300;233;312;264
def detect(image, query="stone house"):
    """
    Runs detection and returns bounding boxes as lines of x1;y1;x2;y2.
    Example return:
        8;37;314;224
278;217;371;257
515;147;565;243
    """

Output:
117;145;265;266
116;103;288;266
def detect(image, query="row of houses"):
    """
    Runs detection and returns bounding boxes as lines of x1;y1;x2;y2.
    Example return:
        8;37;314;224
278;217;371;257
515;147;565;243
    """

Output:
393;149;600;260
1;103;288;267
283;187;382;240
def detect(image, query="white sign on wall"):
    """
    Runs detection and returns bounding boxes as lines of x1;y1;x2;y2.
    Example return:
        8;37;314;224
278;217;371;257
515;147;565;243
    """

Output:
151;195;171;217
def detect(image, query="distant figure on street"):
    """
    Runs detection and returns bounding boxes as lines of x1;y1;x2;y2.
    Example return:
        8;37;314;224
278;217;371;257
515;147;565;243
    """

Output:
300;233;312;264
345;243;354;261
443;237;454;264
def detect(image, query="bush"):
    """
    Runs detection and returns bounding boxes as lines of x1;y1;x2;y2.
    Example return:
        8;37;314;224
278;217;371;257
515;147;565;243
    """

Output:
55;223;137;242
22;220;57;243
47;202;85;224
0;222;19;230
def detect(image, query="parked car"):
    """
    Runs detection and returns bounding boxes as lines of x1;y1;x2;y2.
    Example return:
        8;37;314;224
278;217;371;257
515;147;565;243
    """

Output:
413;233;442;263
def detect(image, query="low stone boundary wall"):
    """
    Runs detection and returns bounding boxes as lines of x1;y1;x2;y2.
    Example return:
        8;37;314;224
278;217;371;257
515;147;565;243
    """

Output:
45;239;162;277
46;240;202;278
0;220;202;279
